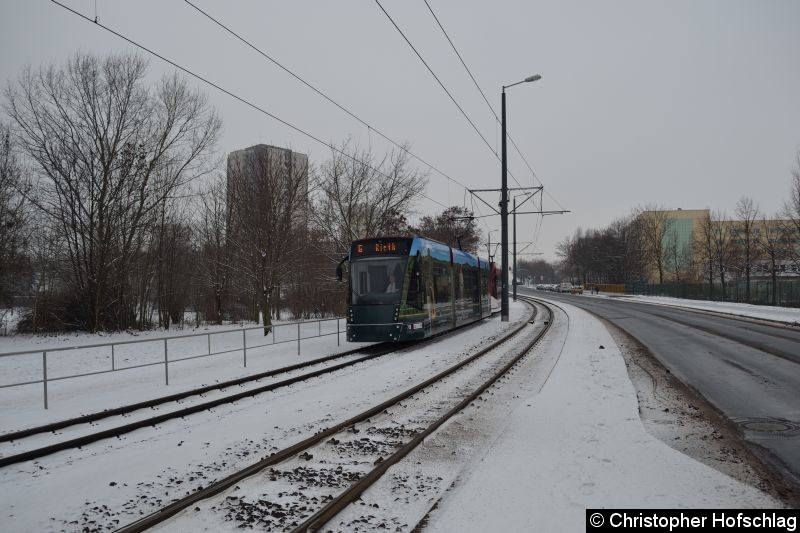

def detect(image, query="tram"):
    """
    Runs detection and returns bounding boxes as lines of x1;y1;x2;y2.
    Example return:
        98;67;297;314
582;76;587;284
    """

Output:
337;236;496;342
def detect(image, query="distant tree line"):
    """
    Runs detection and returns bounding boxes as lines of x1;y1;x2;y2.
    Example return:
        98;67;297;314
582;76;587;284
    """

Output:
0;52;482;333
554;161;800;304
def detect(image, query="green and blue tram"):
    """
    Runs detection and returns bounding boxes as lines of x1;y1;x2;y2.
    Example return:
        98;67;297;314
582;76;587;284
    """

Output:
338;236;494;342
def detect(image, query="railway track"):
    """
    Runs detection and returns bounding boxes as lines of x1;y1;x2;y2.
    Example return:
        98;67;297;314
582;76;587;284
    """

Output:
116;299;553;533
0;313;499;469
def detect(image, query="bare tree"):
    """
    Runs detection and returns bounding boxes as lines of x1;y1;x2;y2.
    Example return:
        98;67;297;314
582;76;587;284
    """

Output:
635;205;671;284
195;175;231;325
0;123;29;310
779;151;800;268
734;197;760;302
153;200;194;329
784;151;800;240
664;231;691;283
554;214;648;286
612;215;647;284
227;148;308;334
517;258;554;283
695;211;716;300
5;52;220;331
709;210;735;301
412;206;482;253
285;226;347;319
311;140;427;259
758;216;791;306
555;230;578;282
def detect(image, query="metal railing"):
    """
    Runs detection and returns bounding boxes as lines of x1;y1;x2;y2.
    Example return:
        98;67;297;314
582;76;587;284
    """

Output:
0;317;345;409
626;280;800;308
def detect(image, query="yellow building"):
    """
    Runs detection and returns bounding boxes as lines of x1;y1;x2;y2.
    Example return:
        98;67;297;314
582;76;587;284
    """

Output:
638;208;709;283
639;208;800;283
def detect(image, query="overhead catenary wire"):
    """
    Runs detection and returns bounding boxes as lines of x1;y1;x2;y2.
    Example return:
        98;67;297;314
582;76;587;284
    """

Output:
423;0;569;212
373;0;525;188
424;0;536;182
531;214;544;254
184;0;474;195
49;0;452;213
186;0;503;239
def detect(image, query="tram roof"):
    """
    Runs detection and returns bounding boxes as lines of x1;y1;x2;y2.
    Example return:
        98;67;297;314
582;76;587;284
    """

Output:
350;235;490;268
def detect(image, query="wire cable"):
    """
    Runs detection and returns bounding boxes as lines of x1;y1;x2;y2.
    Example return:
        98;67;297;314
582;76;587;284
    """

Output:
423;0;570;210
50;0;451;213
374;0;524;187
184;0;473;195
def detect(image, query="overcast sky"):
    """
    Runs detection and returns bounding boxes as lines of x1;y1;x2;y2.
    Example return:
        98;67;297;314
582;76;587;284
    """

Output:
2;0;799;261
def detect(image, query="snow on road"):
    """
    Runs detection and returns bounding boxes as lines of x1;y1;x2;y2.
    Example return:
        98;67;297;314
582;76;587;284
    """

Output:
601;293;800;325
424;297;782;532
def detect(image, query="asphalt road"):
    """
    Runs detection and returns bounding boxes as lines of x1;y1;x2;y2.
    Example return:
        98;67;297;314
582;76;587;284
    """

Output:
519;287;800;492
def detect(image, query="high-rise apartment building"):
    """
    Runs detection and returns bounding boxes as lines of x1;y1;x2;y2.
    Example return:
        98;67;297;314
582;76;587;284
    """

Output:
226;144;309;229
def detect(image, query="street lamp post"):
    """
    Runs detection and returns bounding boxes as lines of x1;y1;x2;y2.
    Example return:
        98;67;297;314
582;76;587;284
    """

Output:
501;74;540;321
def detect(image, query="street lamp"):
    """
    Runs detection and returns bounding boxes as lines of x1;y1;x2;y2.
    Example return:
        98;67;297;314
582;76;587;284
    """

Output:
501;73;540;321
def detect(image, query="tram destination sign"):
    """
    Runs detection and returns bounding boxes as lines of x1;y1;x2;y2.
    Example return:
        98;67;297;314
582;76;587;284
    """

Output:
351;238;411;257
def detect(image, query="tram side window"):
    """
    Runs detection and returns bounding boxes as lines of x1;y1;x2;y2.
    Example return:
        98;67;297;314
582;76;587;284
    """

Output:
432;261;451;304
469;267;478;303
405;255;425;309
454;265;462;302
461;266;474;303
473;266;480;302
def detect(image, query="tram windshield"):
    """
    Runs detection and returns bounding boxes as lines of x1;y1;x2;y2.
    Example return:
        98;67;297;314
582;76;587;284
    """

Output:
350;257;407;305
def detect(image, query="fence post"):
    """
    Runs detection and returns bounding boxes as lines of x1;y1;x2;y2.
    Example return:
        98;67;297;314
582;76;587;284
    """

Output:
164;338;169;385
111;344;116;371
242;329;247;367
337;318;340;346
297;322;301;356
208;333;211;355
42;351;48;410
319;319;321;337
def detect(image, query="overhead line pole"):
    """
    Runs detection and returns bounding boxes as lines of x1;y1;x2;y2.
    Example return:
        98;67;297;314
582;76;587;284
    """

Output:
513;195;517;302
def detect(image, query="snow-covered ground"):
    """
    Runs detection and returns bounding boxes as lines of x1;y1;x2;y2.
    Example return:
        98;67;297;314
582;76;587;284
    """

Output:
0;297;786;532
0;318;363;432
423;297;783;531
0;305;526;532
599;293;800;325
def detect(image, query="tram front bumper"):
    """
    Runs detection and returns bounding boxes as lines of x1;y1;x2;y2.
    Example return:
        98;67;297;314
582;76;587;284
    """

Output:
346;322;428;342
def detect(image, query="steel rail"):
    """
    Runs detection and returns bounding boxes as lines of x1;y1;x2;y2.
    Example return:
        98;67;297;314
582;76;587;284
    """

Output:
0;348;397;468
294;300;552;532
114;306;534;533
0;344;381;443
0;312;499;468
405;294;566;532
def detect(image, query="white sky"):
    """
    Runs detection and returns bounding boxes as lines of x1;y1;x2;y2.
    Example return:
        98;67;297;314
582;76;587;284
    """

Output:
1;0;799;261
